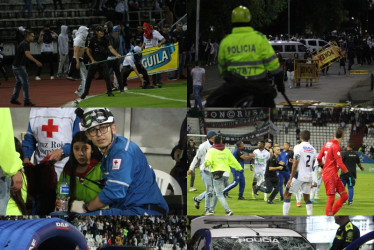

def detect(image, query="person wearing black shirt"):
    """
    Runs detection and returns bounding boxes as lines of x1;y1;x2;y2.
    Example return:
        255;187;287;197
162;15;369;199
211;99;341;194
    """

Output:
10;30;42;106
340;141;365;205
80;26;121;100
161;24;175;81
172;23;187;79
254;145;284;204
331;216;360;250
104;21;123;92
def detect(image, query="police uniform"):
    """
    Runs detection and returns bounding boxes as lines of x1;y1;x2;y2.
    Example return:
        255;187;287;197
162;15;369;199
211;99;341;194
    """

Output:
340;150;361;203
85;135;168;215
81;35;113;99
331;221;360;250
206;6;284;107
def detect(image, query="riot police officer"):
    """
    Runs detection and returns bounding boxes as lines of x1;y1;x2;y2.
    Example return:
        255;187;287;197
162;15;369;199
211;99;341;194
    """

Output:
206;5;285;107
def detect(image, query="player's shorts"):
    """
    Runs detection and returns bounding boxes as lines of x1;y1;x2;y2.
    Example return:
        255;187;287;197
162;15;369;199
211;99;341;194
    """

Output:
253;167;265;182
322;174;345;196
288;178;312;194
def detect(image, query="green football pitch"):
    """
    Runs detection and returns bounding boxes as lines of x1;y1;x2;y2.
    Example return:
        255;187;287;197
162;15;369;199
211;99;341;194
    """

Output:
77;81;186;107
187;163;374;216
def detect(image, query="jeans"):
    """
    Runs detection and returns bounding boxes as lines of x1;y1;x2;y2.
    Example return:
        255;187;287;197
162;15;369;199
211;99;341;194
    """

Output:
258;178;279;201
11;65;30;102
0;170;11;215
193;85;203;108
199;170;213;211
211;176;231;213
341;178;354;203
21;0;32;18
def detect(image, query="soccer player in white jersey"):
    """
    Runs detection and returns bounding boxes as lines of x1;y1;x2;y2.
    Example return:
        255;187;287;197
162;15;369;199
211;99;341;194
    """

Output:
251;141;271;199
283;130;317;215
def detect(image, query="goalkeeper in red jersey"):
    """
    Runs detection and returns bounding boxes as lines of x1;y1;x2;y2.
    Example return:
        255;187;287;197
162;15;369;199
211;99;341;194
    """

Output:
317;128;353;215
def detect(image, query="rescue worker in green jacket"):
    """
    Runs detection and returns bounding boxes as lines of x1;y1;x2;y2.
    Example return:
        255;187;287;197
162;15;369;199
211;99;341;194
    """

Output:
56;131;103;211
206;5;285;107
331;216;360;250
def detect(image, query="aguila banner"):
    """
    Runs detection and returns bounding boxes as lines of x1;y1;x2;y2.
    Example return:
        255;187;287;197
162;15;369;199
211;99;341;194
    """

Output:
128;43;179;79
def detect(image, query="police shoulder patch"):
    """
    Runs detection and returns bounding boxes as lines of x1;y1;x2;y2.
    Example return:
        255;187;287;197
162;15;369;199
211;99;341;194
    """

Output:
112;158;122;170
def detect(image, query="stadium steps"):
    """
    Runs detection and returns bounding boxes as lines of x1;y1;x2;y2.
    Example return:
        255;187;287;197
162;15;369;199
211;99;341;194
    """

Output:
349;124;366;150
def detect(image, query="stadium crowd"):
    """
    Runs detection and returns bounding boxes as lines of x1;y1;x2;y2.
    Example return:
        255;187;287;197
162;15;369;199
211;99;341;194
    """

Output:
67;215;187;249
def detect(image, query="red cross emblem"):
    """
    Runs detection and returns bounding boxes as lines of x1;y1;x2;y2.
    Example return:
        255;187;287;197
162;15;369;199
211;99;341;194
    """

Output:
42;119;59;138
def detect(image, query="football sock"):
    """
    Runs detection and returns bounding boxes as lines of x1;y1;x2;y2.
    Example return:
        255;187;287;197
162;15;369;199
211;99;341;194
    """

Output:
332;191;348;215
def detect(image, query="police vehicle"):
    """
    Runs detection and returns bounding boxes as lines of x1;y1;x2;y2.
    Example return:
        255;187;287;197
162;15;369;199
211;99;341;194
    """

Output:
189;216;315;250
270;41;308;60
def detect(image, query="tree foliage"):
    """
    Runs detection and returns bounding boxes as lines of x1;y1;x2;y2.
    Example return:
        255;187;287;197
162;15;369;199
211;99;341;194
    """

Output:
188;0;357;42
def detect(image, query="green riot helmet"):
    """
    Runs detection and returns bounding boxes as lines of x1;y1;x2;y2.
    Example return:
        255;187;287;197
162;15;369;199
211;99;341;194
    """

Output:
232;5;251;23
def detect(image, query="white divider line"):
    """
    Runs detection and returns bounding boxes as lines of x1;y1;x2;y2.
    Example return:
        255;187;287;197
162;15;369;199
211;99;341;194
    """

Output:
126;90;186;103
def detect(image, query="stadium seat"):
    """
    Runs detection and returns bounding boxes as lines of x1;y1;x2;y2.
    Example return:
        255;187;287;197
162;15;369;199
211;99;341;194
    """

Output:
153;169;182;195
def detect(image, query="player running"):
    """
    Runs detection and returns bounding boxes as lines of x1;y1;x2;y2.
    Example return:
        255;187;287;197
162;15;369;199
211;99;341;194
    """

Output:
283;130;317;215
317;128;353;215
251;141;271;199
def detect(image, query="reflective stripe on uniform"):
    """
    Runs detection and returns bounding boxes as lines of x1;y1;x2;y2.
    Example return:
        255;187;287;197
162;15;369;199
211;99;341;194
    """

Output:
263;54;278;64
107;179;130;187
231;71;268;80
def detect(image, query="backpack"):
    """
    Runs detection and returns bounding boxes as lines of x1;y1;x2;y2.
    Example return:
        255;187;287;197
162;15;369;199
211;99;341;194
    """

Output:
43;31;53;44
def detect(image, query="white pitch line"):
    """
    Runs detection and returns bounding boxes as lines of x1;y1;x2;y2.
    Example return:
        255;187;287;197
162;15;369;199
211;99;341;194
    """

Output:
126;90;186;103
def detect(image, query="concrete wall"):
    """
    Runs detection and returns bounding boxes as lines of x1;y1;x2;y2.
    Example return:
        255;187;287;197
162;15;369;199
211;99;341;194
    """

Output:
10;108;185;173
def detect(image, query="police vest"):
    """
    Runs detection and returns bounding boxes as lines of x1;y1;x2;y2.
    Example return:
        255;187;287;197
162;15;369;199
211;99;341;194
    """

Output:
218;26;281;80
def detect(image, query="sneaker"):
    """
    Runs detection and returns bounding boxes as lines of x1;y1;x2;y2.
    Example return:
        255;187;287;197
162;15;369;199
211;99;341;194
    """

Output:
107;92;114;97
297;202;301;207
238;197;246;200
56;73;62;78
224;193;231;198
267;200;274;204
156;83;162;88
193;197;200;209
348;202;353;206
252;193;256;200
123;87;128;91
24;101;36;106
189;187;197;192
253;186;259;196
204;211;214;216
274;197;279;200
35;76;41;80
50;76;54;80
74;90;82;97
10;99;21;105
226;210;233;216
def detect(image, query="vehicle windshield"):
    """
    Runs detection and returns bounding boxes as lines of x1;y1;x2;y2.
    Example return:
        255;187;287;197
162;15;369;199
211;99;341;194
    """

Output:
212;236;315;250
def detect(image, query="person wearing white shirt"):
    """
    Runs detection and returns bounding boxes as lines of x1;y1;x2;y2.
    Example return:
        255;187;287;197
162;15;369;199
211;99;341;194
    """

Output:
187;131;217;215
142;22;165;87
283;130;317;215
36;23;58;80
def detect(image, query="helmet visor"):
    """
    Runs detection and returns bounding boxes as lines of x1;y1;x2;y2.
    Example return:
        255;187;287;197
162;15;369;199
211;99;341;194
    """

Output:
82;109;113;129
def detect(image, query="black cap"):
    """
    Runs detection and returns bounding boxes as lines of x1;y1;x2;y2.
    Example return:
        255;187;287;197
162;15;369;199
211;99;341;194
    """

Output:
95;26;105;32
